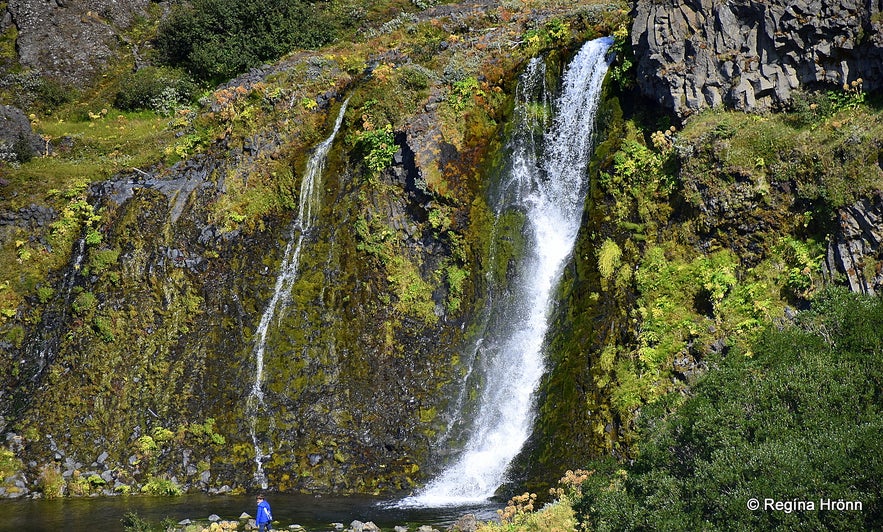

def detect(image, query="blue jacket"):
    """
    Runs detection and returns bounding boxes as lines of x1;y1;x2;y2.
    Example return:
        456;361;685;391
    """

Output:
257;500;272;524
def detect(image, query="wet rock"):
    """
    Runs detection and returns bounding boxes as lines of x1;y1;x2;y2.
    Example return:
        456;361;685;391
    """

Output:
632;0;883;118
349;521;381;532
447;514;478;532
208;514;221;522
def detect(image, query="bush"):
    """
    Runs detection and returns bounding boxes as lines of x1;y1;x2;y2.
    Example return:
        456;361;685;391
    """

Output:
140;475;183;496
575;288;883;531
154;0;339;82
37;465;65;498
115;67;195;114
12;133;34;163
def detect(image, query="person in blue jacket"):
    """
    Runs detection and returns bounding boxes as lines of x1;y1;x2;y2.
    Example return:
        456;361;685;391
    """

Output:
256;493;273;531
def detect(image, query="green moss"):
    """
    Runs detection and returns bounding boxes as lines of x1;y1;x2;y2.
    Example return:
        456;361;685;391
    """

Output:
71;291;97;316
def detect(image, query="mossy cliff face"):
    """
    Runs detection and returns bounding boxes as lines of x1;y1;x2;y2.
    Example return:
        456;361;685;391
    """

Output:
516;70;883;491
0;1;628;497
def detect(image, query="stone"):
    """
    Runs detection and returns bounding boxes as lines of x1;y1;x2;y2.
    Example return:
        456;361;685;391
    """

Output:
208;513;221;522
349;521;380;532
447;514;478;532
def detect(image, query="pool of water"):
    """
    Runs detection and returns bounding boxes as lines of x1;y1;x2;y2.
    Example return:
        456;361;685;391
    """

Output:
0;493;501;531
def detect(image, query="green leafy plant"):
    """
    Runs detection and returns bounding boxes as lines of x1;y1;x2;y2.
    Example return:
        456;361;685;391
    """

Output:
596;238;622;282
354;124;397;175
37;464;65;498
71;291;97;316
827;78;865;112
449;76;484;111
608;24;634;91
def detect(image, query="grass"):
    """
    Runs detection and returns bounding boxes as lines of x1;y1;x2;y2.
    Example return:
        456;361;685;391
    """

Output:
678;104;883;208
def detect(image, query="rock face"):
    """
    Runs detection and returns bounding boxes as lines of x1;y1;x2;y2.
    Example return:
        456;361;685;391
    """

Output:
825;192;883;295
4;0;151;86
631;0;883;118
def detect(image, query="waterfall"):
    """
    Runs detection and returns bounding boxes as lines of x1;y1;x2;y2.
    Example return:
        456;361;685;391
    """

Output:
400;37;614;507
246;99;349;488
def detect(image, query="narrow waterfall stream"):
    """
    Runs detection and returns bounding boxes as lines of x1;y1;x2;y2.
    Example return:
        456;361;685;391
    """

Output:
247;100;349;488
401;37;614;507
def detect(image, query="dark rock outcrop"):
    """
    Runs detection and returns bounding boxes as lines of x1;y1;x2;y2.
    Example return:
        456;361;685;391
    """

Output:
0;105;44;161
4;0;151;87
824;192;883;295
632;0;883;118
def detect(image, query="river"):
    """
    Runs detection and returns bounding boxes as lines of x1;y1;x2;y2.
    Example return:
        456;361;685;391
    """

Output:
0;493;499;530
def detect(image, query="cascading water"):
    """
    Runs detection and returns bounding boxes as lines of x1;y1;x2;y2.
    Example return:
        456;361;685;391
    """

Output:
400;37;614;507
246;99;349;488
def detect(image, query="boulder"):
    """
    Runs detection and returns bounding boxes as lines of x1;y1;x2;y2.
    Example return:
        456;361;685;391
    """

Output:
0;105;43;161
447;514;479;532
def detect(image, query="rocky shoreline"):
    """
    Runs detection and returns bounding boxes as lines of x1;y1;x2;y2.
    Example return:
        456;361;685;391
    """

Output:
164;512;482;532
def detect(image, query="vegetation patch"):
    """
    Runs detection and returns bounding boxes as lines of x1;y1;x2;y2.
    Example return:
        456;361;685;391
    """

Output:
573;289;883;531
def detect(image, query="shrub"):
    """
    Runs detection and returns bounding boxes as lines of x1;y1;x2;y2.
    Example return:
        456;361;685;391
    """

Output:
115;67;195;114
140;475;183;496
154;0;339;82
37;464;65;498
12;133;34;163
354;124;397;175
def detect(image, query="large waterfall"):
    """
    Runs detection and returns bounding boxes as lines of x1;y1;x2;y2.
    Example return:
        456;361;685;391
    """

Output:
246;99;349;488
401;37;614;506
